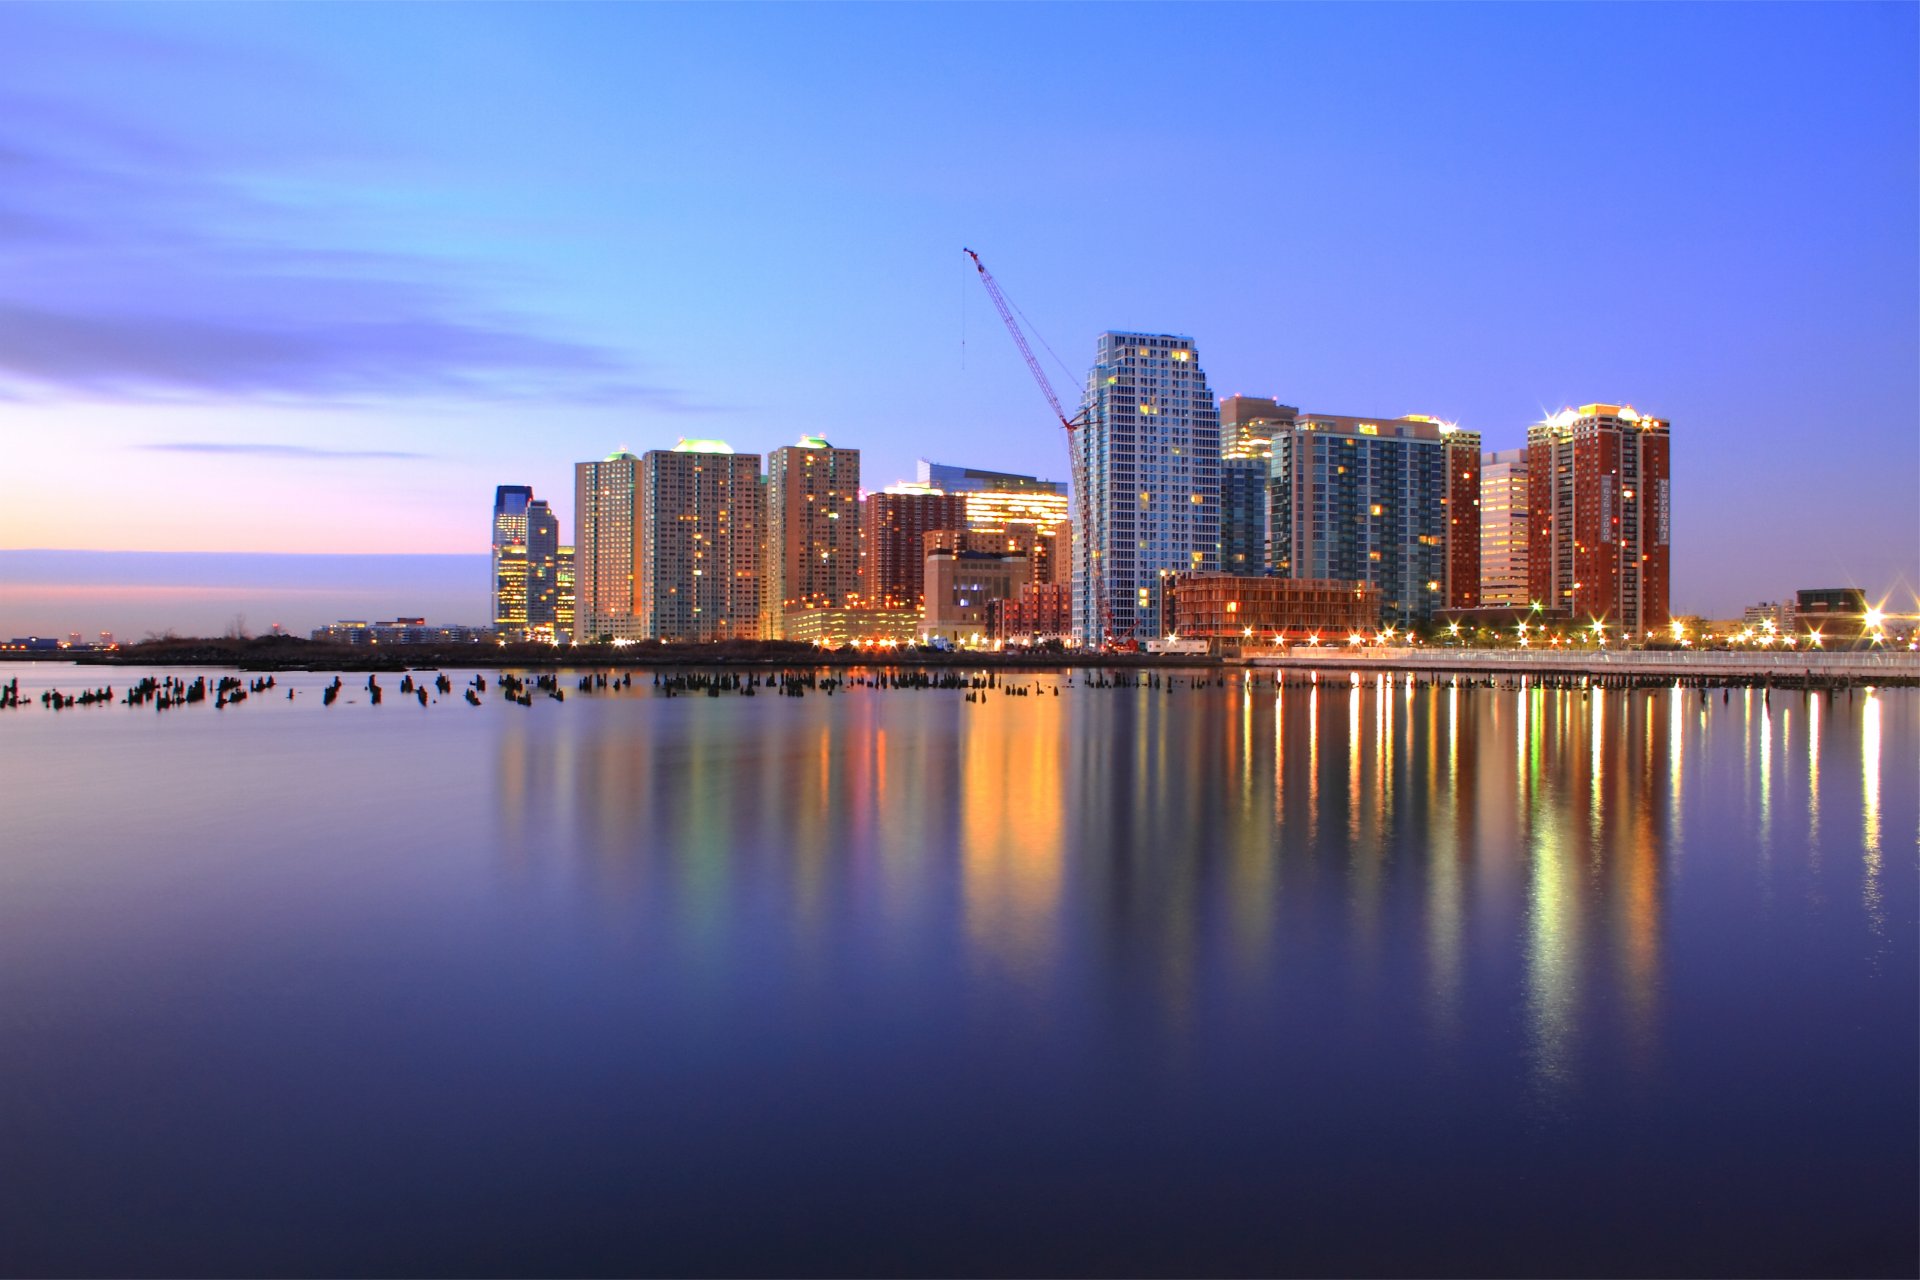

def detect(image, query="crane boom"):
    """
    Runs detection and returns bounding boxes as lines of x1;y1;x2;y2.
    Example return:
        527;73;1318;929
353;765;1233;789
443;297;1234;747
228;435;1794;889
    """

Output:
963;247;1110;646
964;249;1080;434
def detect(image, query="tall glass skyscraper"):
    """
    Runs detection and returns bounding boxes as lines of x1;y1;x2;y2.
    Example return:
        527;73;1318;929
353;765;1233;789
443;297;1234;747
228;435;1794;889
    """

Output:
524;498;561;640
491;484;533;636
1075;332;1219;643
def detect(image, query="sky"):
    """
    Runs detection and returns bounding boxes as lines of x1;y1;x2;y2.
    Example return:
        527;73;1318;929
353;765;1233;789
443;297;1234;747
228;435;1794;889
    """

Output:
0;1;1915;634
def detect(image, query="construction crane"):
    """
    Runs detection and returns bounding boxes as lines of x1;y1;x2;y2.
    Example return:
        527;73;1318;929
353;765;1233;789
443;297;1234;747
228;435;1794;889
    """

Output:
962;248;1111;647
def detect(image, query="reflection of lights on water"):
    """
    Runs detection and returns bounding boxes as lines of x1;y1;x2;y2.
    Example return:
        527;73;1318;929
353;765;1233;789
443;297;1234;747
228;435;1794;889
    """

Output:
1527;819;1578;1105
1669;684;1685;846
1807;692;1820;845
1863;690;1883;936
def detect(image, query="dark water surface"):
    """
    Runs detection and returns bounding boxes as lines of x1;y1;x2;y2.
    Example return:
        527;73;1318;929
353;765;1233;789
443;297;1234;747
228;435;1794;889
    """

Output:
1;664;1914;1277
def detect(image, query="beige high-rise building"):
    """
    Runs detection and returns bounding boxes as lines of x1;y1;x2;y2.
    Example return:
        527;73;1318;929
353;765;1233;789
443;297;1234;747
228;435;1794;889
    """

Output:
641;439;763;643
573;451;643;642
1479;447;1530;607
765;435;860;637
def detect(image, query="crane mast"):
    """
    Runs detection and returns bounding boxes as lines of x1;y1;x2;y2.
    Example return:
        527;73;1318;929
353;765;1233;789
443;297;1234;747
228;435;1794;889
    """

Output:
962;248;1110;646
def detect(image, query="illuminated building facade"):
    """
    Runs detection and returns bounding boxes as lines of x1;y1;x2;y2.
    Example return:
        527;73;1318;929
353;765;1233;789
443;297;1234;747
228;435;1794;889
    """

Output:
573;451;643;642
923;549;1032;644
555;546;575;641
1218;398;1296;577
778;607;921;648
490;484;533;635
1479;447;1529;607
1268;414;1455;626
1527;404;1671;636
1170;574;1379;641
1436;422;1481;609
862;485;970;611
1795;587;1868;641
1076;332;1221;642
641;440;763;642
765;435;860;637
524;498;561;641
916;460;1071;587
989;581;1073;646
1218;394;1297;459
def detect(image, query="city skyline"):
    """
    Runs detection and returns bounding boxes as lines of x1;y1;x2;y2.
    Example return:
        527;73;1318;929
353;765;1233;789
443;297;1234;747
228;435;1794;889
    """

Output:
0;3;1915;631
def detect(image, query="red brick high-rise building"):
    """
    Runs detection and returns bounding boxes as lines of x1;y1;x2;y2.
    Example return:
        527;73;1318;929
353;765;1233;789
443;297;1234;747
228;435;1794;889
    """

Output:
1527;405;1671;638
861;485;969;611
1442;427;1481;610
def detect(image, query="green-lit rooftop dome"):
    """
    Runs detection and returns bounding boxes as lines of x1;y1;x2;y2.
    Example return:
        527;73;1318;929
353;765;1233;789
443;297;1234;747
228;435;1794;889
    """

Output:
672;438;735;454
795;434;831;448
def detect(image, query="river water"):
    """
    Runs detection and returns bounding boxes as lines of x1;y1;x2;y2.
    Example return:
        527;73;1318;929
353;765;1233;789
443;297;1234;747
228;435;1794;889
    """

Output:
1;664;1913;1276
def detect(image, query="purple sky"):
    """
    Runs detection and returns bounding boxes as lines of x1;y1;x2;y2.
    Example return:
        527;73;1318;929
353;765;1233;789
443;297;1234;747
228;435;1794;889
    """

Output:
0;2;1914;634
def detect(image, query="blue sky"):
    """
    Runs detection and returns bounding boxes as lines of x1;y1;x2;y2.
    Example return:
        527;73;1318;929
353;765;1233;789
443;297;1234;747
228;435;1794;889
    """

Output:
0;1;1914;630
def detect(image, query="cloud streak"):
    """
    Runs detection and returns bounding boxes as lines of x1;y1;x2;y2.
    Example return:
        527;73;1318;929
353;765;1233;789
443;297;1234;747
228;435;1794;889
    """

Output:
137;441;431;460
0;83;707;409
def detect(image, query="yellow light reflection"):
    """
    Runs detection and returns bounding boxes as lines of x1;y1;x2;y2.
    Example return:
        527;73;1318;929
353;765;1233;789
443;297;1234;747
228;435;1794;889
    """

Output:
1862;690;1883;937
961;695;1065;971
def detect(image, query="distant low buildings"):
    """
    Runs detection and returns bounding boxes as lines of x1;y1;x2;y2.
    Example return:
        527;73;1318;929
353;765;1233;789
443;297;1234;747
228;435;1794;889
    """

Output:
1742;600;1796;631
1795;587;1870;641
312;618;493;645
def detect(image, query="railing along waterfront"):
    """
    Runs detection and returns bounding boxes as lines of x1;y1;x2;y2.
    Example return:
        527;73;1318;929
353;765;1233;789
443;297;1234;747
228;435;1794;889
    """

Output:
1241;645;1920;680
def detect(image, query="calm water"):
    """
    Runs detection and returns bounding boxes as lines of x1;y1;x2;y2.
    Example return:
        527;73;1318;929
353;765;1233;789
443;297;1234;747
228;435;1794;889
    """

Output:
1;664;1914;1277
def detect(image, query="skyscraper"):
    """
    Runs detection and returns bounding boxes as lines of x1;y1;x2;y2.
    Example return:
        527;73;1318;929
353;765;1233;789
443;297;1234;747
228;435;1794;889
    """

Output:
491;484;533;635
641;439;763;642
1268;414;1454;627
1076;333;1220;642
1218;396;1296;577
765;435;860;637
862;484;970;611
525;498;561;642
1426;418;1483;610
573;451;642;642
1527;405;1671;636
555;545;576;642
1479;447;1530;607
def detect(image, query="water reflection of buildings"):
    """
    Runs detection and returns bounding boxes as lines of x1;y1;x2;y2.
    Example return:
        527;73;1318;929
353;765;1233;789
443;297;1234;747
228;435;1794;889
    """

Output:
482;674;1713;1091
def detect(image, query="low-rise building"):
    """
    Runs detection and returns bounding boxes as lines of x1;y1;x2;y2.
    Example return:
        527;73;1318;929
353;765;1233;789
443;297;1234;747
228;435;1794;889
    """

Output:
1170;574;1378;645
923;550;1031;645
1795;587;1871;642
312;619;495;645
778;607;921;648
990;581;1073;646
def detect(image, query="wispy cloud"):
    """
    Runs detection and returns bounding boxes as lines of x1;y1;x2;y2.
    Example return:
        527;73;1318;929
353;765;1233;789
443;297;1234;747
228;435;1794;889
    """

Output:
138;441;431;460
0;67;709;409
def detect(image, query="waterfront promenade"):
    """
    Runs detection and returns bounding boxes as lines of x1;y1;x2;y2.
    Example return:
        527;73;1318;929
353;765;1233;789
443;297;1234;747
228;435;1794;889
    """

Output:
1243;645;1920;682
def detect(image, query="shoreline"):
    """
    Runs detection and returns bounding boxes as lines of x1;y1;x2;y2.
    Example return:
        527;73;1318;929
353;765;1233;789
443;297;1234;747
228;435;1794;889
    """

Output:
4;637;1914;685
